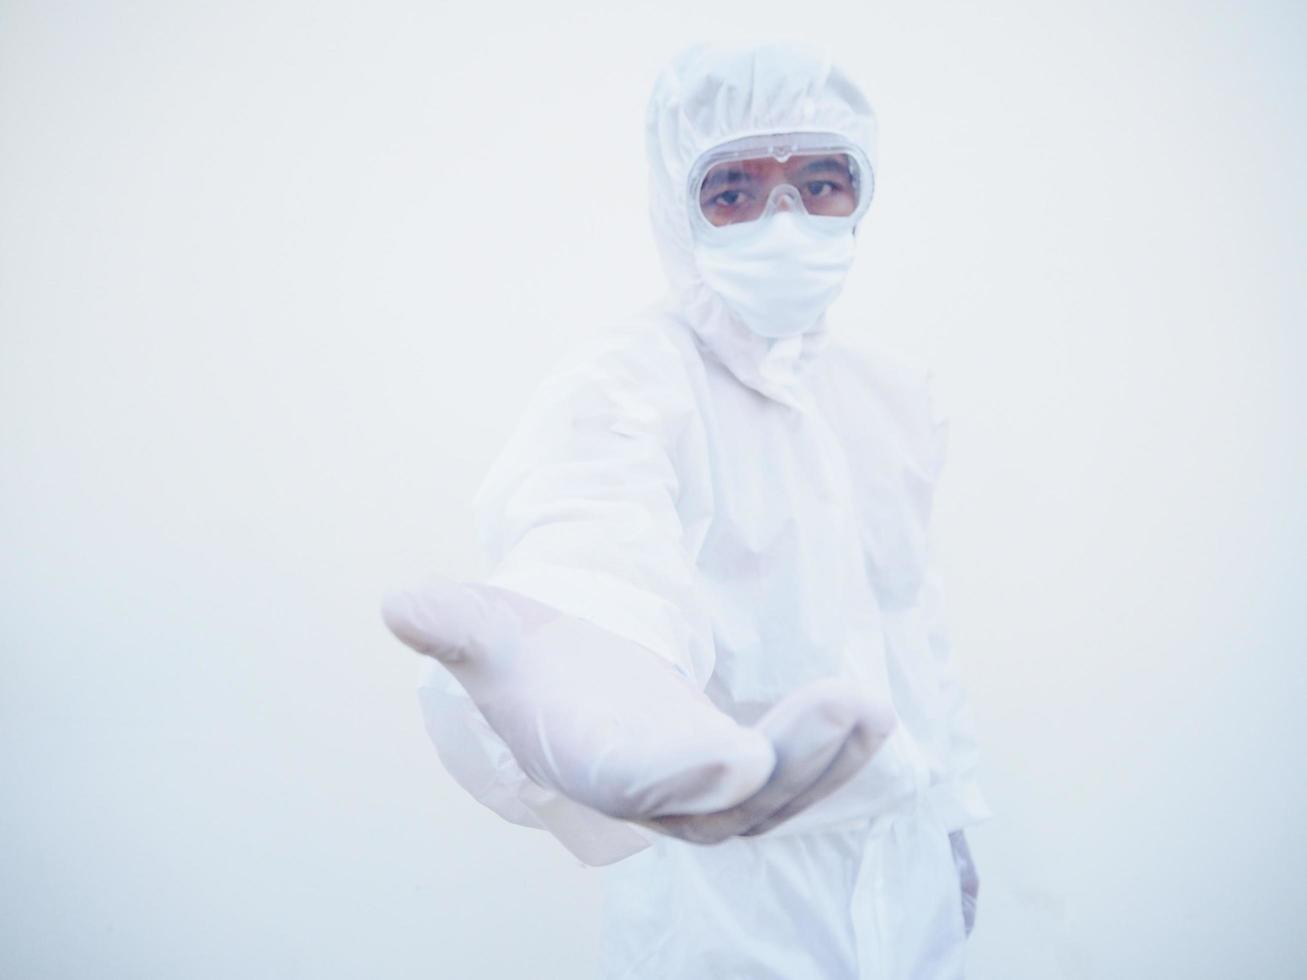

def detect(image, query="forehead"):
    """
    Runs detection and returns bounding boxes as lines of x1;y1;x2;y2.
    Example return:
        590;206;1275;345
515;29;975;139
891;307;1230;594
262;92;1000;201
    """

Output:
699;154;853;186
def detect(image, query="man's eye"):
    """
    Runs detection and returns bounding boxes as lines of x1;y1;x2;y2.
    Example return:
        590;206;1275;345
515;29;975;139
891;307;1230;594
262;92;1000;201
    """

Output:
805;181;839;197
712;190;745;207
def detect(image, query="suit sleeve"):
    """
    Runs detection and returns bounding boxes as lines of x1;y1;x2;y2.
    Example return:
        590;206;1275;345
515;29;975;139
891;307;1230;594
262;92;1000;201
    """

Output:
473;334;716;687
417;330;716;865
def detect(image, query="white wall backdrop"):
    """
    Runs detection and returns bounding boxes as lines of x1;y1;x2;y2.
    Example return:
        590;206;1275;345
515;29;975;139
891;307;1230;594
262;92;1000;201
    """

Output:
3;2;1304;977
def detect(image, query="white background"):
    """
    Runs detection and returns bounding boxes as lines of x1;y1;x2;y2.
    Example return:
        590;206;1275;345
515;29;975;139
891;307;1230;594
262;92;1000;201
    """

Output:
3;2;1305;977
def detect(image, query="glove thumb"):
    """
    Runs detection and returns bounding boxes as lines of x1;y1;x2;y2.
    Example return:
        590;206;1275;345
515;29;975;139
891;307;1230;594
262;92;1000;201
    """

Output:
381;577;520;673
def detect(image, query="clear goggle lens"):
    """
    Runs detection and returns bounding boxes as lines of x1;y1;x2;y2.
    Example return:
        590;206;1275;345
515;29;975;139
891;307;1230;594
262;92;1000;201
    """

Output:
688;133;874;236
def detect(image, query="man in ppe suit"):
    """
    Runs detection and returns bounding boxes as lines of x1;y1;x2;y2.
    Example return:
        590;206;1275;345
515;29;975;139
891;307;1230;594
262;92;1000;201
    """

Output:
382;40;993;979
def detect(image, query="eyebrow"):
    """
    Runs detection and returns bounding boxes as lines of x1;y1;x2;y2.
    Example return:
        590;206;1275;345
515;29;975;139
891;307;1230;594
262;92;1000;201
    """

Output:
700;157;854;196
791;157;853;179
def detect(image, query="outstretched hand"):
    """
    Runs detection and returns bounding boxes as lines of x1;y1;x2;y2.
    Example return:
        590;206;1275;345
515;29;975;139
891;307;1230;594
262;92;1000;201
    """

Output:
382;577;895;841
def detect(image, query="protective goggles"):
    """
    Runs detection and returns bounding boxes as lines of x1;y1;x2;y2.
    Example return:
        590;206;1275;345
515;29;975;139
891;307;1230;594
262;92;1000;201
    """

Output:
686;132;875;240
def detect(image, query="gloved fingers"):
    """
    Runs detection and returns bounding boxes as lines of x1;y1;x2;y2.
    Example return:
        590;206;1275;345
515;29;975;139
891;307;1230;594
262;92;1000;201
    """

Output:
484;598;779;818
639;679;895;845
738;708;888;837
642;680;863;843
504;682;776;823
587;725;777;821
381;577;520;672
739;679;896;836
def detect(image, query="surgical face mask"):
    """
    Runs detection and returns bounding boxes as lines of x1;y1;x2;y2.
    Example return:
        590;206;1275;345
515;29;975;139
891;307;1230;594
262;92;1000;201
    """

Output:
686;131;872;338
693;210;857;339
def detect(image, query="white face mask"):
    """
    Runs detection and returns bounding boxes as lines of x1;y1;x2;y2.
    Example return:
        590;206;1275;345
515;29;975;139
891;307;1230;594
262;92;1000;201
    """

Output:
692;211;857;339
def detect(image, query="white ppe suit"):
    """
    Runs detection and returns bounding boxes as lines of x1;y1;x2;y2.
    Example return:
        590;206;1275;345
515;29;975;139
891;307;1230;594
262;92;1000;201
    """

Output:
413;41;993;979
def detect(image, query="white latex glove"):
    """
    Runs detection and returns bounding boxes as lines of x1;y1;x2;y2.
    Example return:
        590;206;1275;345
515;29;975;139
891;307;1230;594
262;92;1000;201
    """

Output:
382;578;895;838
949;829;979;936
642;677;895;843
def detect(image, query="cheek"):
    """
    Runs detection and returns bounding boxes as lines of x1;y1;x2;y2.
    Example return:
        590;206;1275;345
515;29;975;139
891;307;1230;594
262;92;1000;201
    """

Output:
808;189;857;216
